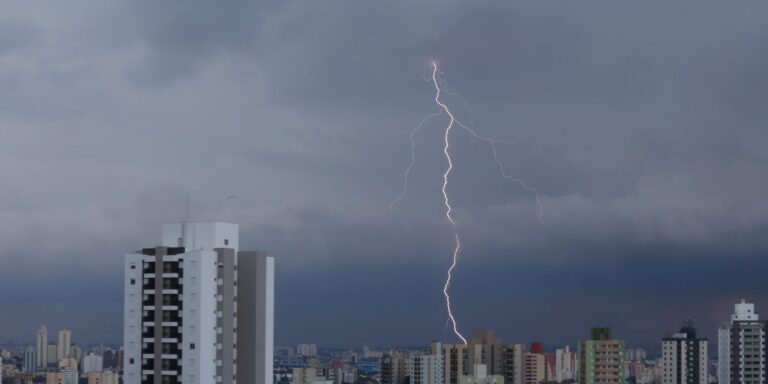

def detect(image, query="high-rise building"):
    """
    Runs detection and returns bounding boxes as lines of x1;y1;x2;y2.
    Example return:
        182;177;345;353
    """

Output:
661;321;707;384
123;221;275;384
382;350;409;384
47;343;58;367
24;347;36;372
469;330;505;377
296;343;318;357
718;299;767;384
503;344;525;384
407;342;444;384
382;351;409;384
46;370;78;384
459;364;504;384
82;353;104;374
524;343;547;384
87;370;119;384
578;327;625;384
57;329;71;360
36;326;48;369
555;345;577;382
444;344;468;384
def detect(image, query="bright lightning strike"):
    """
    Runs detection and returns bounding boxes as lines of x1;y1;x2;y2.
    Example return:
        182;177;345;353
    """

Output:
388;61;544;346
430;61;468;345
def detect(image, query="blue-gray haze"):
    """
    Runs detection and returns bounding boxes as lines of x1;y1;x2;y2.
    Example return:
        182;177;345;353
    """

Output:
1;1;767;350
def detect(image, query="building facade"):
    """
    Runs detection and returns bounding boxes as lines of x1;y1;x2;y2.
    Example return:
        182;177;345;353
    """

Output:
123;221;274;384
57;329;71;360
444;344;468;384
23;347;36;372
524;343;546;384
36;326;48;369
555;345;577;382
407;342;444;384
578;328;625;384
503;344;525;384
661;322;707;384
718;300;767;384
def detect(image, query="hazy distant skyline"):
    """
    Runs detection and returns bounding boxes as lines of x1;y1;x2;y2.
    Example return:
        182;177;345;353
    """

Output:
1;1;768;349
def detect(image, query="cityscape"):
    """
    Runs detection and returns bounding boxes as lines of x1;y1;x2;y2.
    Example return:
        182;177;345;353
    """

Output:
0;221;766;383
2;1;768;384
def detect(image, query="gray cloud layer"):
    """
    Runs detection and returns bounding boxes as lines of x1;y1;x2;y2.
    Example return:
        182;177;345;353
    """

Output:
1;1;767;348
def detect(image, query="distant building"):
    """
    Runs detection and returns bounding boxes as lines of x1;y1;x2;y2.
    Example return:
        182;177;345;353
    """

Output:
1;356;3;383
58;357;78;371
47;343;58;367
555;345;577;382
23;347;36;372
57;329;71;360
407;342;444;384
635;349;646;361
123;222;274;384
381;350;409;384
36;326;48;369
718;299;767;384
459;364;504;384
469;330;505;377
292;367;317;384
578;327;625;384
82;353;104;374
444;344;468;384
503;344;525;384
297;343;318;357
87;370;119;384
524;343;547;384
661;321;707;384
46;370;78;384
70;345;84;363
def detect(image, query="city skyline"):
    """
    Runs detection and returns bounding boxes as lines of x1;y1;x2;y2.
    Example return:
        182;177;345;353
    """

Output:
1;0;768;351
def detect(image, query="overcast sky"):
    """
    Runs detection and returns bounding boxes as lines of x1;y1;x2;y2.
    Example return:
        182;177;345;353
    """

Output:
1;1;768;350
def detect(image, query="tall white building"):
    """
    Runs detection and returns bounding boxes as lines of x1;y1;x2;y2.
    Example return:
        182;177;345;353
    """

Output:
555;345;577;382
407;342;444;384
296;343;318;357
58;329;72;360
718;300;767;384
83;352;104;374
123;221;275;384
36;326;48;369
661;322;707;384
23;347;36;372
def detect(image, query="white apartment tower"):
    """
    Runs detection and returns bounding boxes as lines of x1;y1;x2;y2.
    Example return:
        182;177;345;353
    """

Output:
36;326;48;369
123;222;275;384
407;342;444;384
661;322;707;384
555;345;577;382
719;300;767;384
23;347;36;372
58;328;72;360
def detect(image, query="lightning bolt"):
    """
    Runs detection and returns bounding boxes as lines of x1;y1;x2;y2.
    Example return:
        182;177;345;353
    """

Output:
431;61;467;345
388;61;544;346
385;111;442;213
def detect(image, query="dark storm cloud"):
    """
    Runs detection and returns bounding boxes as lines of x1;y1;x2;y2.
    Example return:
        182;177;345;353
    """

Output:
1;0;767;347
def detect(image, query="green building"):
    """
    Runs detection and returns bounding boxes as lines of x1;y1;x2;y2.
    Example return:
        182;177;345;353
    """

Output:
578;327;625;384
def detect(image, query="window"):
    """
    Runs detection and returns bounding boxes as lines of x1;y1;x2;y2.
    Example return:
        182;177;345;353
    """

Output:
131;264;137;270
130;279;136;285
129;358;135;364
190;343;196;350
224;239;229;246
